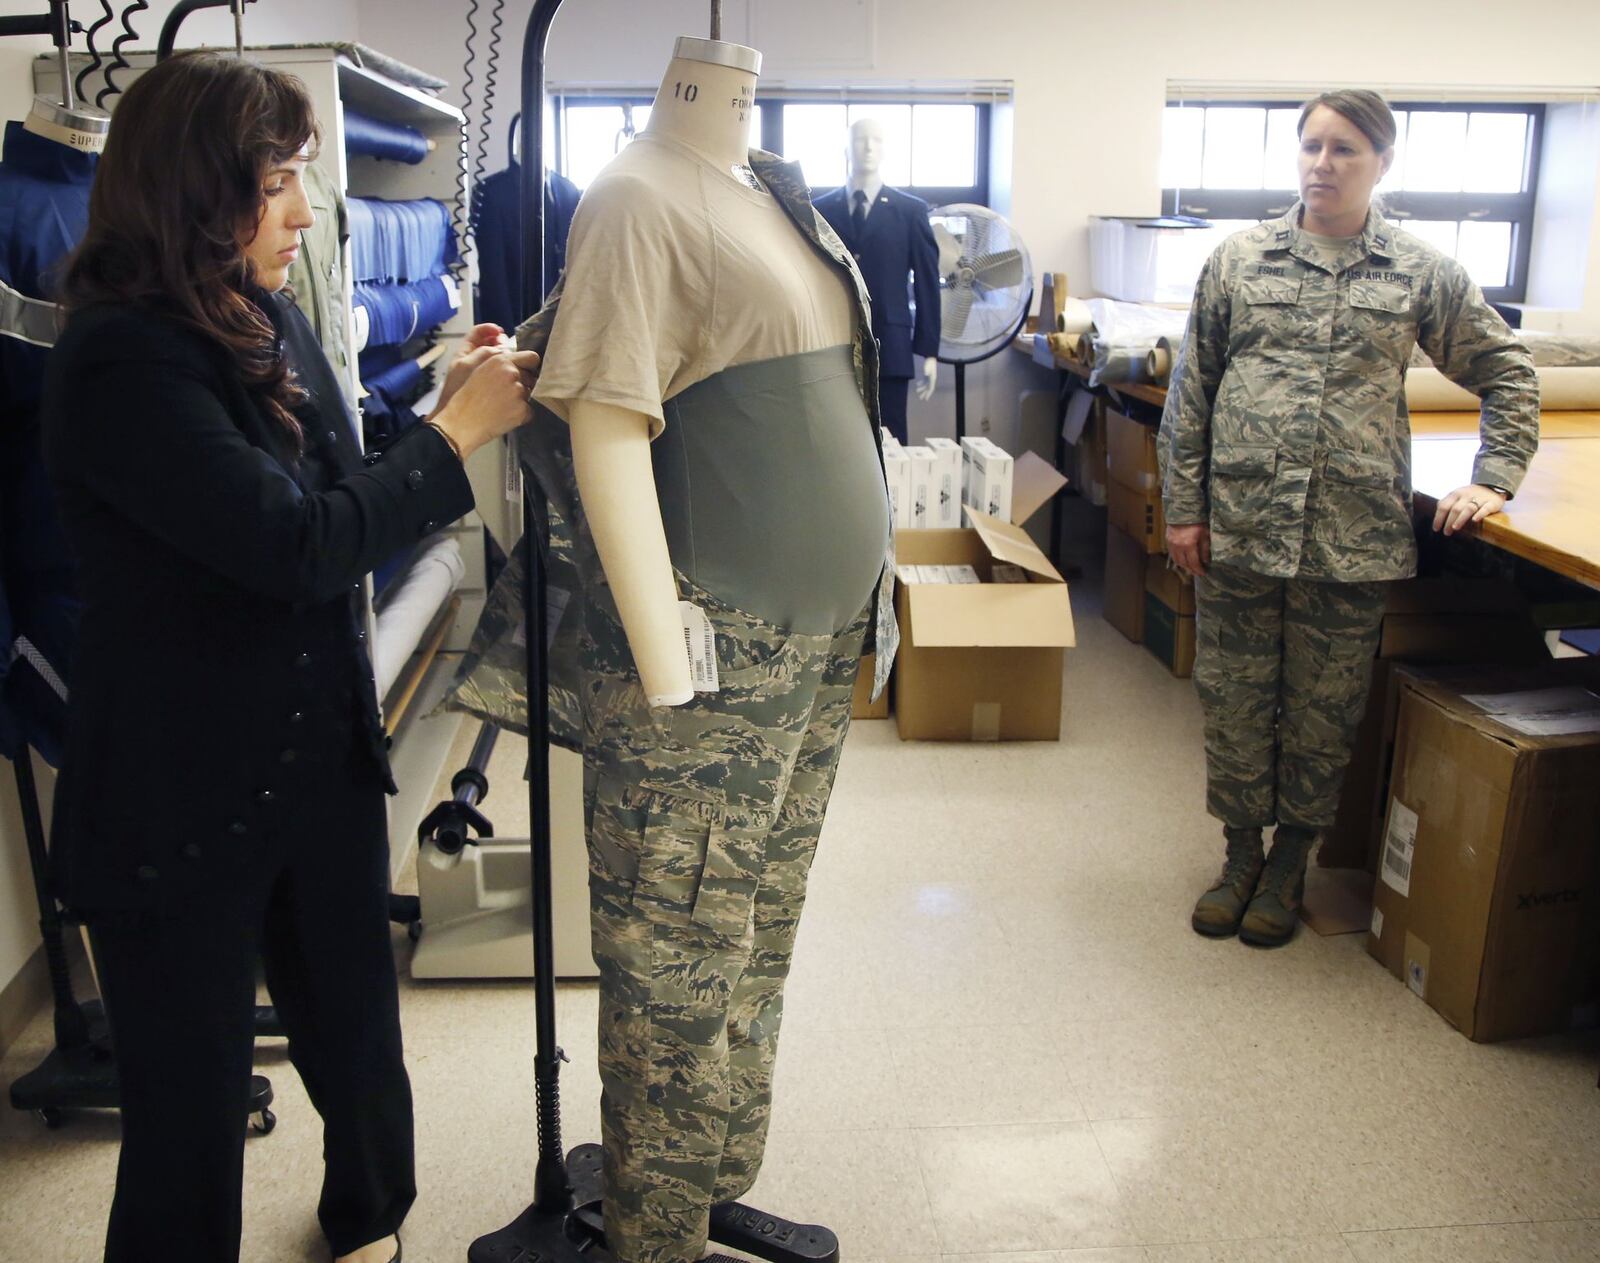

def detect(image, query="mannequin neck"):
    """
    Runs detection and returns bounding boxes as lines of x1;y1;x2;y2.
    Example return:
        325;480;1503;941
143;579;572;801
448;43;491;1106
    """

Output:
848;165;883;198
23;96;107;155
645;55;758;170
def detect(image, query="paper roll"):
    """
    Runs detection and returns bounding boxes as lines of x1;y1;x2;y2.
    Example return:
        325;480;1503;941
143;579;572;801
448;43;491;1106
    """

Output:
373;535;466;698
1047;332;1081;360
1405;365;1600;412
1057;296;1093;336
1147;337;1174;382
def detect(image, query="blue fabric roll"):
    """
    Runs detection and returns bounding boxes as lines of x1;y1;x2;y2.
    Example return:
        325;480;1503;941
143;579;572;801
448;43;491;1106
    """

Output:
348;197;457;285
344;109;431;165
358;354;427;448
353;275;459;348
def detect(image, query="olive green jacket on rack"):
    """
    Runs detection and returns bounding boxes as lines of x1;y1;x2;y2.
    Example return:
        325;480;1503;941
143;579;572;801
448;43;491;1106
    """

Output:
287;160;355;408
1159;203;1539;583
446;146;899;746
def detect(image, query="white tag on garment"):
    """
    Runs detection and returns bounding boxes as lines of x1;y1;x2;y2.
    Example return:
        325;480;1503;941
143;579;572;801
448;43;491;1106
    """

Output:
441;273;462;311
680;601;719;693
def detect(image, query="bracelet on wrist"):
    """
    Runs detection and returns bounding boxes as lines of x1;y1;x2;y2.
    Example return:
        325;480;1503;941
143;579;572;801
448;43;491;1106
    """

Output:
426;421;463;463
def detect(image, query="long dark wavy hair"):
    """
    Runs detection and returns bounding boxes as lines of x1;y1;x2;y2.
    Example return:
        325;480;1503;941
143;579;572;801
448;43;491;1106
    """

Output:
61;52;321;450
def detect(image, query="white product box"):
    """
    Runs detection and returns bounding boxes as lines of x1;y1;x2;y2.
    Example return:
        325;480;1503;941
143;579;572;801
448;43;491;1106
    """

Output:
904;445;936;530
925;437;963;528
962;437;1014;523
990;563;1030;584
882;446;912;528
946;565;981;584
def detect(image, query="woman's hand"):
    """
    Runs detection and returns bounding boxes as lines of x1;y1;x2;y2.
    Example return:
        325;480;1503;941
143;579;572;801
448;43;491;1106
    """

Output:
432;323;509;416
1432;484;1507;536
1166;523;1211;577
430;349;541;461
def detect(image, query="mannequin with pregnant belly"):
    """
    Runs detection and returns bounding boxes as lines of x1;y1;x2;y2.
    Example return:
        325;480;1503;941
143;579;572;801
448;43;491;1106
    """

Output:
527;34;892;1263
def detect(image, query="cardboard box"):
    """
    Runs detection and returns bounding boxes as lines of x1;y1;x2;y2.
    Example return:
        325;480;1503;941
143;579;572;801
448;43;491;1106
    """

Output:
1319;579;1549;872
1105;408;1160;492
905;445;936;530
1143;589;1195;677
882;446;911;528
961;437;1014;523
925;437;964;528
851;652;889;720
1103;526;1147;643
1106;476;1166;554
1144;558;1195;617
1368;662;1600;1041
893;510;1076;742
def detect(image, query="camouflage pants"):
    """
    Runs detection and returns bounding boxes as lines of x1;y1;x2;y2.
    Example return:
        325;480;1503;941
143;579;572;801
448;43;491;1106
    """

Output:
1193;562;1386;830
582;574;870;1263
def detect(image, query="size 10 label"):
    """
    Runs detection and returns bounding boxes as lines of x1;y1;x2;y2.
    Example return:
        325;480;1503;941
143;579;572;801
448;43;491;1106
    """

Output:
680;602;719;693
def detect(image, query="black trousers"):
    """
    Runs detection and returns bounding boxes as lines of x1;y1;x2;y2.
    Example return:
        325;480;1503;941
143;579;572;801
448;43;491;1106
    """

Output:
88;761;414;1262
878;374;910;445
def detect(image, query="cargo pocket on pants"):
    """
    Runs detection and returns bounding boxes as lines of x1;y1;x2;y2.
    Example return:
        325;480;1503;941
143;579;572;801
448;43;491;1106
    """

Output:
690;819;764;941
634;799;763;944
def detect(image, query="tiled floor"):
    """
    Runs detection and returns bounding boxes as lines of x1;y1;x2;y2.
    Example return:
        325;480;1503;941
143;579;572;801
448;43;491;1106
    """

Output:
2;582;1598;1262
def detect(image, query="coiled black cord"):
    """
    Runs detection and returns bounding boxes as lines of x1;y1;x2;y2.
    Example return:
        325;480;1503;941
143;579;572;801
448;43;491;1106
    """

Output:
477;0;504;202
97;0;149;108
74;0;116;103
451;0;483;277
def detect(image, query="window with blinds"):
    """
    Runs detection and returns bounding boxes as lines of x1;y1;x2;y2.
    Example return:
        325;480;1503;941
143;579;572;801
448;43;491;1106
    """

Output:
552;95;992;208
1159;100;1543;302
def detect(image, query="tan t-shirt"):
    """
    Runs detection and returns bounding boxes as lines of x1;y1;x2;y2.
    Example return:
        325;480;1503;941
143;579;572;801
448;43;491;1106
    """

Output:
532;131;857;437
1299;228;1358;271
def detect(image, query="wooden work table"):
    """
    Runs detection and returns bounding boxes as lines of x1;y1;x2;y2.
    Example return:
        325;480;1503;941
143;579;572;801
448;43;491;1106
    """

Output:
1021;334;1600;591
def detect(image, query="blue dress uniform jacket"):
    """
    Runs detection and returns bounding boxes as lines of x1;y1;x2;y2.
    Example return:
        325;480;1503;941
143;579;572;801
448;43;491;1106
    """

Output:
472;161;581;329
40;292;474;914
813;183;941;378
0;120;96;768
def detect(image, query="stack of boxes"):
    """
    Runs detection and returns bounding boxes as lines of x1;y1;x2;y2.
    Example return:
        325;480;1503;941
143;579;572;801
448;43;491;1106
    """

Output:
1099;404;1193;676
881;435;964;530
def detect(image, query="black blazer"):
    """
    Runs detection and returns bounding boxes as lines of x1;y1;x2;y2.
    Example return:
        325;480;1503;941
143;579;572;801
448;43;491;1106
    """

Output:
813;184;942;378
40;294;474;914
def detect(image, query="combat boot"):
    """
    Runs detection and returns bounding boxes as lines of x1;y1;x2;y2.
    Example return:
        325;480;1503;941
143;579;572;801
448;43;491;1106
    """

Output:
1191;826;1265;938
1239;825;1318;947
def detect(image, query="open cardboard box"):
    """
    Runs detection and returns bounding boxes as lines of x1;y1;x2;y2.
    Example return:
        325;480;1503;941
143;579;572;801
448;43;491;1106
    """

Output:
893;454;1075;740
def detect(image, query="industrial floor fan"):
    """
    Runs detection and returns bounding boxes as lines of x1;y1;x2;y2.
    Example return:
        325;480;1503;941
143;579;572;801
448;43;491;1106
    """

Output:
468;3;840;1261
929;202;1034;439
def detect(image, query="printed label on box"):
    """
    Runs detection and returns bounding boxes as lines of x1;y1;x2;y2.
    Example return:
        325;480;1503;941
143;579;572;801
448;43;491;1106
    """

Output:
1381;799;1418;898
1370;905;1384;939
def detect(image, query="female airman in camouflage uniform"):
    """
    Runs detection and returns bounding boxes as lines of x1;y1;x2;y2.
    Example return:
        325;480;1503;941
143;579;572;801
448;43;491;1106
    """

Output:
1159;89;1539;947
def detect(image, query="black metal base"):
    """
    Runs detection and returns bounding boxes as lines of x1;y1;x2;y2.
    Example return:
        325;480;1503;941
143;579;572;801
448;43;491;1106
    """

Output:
9;1003;277;1134
474;1144;839;1263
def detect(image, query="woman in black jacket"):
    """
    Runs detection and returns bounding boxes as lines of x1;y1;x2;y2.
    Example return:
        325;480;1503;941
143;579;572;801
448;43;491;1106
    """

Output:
41;53;537;1263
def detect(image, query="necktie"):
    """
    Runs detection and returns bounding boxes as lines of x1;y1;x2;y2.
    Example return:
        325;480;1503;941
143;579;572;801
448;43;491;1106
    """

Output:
850;189;868;242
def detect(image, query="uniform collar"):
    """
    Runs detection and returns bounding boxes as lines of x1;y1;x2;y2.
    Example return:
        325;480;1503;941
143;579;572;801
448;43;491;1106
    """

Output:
848;172;884;207
1269;200;1398;270
3;119;98;185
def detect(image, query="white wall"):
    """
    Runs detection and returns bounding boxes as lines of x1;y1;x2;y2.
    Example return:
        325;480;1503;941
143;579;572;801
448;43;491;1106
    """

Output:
0;0;360;1016
358;0;1600;450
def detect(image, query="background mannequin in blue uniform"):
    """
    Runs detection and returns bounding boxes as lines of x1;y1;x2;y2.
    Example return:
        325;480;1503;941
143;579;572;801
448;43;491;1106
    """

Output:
813;117;940;444
0;92;104;770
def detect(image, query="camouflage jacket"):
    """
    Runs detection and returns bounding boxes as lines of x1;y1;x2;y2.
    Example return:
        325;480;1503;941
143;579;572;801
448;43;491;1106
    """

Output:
1159;203;1539;582
446;146;898;745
